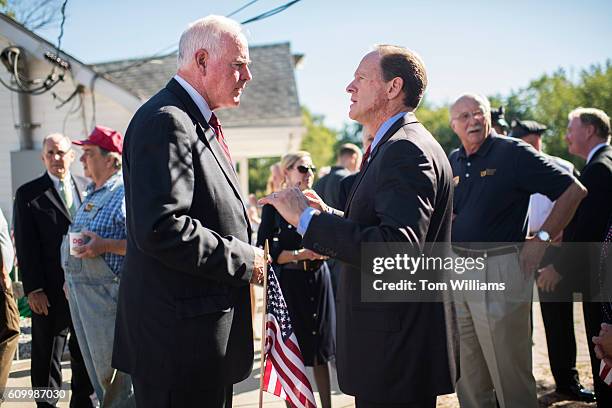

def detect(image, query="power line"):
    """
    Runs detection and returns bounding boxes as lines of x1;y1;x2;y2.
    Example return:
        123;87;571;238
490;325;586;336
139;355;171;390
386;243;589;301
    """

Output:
96;0;304;77
226;0;260;18
97;42;178;75
241;0;302;25
56;0;68;53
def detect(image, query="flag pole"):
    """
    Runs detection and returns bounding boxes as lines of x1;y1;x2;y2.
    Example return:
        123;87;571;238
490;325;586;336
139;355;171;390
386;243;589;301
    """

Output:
259;240;270;408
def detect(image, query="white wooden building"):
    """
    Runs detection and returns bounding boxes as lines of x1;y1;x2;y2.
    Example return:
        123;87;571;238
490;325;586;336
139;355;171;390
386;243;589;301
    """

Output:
0;13;304;222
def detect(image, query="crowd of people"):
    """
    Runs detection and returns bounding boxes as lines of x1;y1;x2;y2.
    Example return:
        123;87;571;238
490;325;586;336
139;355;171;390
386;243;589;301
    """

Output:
0;12;611;408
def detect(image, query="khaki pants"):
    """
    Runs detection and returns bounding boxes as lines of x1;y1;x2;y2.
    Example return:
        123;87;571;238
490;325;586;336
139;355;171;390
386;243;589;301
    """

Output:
0;286;20;400
455;252;538;408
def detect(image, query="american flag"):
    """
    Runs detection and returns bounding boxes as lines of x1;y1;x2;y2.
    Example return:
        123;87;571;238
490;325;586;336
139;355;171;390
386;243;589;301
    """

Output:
261;267;317;408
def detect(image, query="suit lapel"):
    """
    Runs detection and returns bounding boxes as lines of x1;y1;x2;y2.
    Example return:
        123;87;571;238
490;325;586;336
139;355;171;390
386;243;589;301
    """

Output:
40;174;72;222
165;79;250;231
345;113;419;216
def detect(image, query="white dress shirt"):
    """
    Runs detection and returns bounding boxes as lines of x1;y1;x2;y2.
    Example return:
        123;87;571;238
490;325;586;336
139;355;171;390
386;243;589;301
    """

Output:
528;155;574;234
47;171;81;207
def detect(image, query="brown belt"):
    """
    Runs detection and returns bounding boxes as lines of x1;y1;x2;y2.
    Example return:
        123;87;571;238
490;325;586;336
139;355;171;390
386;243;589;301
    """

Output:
453;245;519;259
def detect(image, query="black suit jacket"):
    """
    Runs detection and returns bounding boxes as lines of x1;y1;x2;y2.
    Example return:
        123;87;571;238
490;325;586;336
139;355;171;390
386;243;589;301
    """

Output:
302;113;458;402
13;173;87;301
338;173;357;211
313;165;351;210
560;144;612;293
113;79;255;390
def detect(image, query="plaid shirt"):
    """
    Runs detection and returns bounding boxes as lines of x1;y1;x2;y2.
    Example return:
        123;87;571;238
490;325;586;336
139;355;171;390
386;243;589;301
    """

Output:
73;172;126;274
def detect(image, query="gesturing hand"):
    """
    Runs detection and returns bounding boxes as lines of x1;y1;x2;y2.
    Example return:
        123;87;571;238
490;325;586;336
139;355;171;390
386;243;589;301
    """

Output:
259;187;310;227
302;189;329;213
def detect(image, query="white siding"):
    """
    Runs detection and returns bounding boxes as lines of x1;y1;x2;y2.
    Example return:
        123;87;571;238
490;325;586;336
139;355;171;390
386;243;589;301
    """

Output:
0;35;135;224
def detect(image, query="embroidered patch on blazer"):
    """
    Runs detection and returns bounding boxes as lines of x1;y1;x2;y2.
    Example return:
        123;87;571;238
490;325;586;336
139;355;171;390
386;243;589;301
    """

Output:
480;168;497;177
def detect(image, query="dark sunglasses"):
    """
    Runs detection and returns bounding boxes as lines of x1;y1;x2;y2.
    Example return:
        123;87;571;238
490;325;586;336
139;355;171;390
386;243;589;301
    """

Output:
296;165;316;174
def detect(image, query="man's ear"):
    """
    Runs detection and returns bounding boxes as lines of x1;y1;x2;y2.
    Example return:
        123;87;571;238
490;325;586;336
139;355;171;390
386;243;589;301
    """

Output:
585;123;597;139
386;77;404;100
195;49;209;74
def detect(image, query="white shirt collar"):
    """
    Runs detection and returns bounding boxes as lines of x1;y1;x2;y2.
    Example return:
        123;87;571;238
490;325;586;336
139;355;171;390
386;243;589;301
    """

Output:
174;74;213;122
47;171;71;191
587;142;608;164
47;171;82;204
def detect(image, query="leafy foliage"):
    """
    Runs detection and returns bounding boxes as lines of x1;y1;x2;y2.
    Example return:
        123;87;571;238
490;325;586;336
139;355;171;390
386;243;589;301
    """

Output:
299;106;337;169
248;60;612;193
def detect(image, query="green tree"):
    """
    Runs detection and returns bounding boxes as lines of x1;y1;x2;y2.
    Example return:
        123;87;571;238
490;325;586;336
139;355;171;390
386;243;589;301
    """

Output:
493;60;612;166
247;157;280;197
300;107;337;169
416;99;458;154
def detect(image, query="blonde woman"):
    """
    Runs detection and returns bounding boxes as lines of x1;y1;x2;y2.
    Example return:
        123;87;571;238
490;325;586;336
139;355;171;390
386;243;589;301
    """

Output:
257;151;335;408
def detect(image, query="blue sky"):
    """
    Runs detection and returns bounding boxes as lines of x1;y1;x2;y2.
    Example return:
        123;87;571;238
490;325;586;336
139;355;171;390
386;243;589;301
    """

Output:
36;0;612;129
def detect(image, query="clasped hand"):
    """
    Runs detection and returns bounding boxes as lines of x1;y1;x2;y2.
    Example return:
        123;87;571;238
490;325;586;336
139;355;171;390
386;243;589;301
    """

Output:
593;323;612;366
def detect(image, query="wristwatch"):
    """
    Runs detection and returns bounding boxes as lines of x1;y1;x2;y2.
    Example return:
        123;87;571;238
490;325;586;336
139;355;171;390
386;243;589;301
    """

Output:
536;230;551;243
292;249;299;264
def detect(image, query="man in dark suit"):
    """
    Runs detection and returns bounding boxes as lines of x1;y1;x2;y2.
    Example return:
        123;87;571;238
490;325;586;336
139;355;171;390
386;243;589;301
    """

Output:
314;143;361;210
510;119;595;402
261;45;457;408
13;133;94;408
313;143;361;296
112;15;265;408
562;107;612;407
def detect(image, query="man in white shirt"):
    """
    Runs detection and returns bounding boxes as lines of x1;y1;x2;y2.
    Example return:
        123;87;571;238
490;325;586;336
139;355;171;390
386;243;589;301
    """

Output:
13;133;93;407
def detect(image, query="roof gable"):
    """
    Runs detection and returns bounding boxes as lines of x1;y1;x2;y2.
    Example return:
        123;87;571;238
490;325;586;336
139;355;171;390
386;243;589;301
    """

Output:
93;42;302;127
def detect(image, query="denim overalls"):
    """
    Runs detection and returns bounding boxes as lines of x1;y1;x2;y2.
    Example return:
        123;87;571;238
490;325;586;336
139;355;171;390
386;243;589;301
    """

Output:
61;179;135;408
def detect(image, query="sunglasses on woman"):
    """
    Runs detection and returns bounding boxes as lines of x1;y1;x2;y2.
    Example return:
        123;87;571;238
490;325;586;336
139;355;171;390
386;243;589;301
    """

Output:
296;165;316;174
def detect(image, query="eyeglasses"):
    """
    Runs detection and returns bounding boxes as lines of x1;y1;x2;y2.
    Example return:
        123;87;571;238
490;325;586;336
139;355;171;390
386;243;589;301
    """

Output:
452;110;485;123
296;165;316;174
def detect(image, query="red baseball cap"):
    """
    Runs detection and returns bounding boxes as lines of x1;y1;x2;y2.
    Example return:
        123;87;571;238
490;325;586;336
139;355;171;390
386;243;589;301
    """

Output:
73;125;123;154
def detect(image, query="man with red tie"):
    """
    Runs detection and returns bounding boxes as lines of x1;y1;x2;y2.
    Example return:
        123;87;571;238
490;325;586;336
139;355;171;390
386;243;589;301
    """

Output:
261;45;458;408
112;15;265;408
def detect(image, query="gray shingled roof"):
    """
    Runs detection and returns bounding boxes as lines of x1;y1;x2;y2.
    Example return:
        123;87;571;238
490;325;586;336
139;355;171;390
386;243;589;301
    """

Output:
91;42;302;127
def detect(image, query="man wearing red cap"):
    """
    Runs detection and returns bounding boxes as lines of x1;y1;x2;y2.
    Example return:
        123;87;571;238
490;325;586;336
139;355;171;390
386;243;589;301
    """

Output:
61;125;135;406
112;15;265;408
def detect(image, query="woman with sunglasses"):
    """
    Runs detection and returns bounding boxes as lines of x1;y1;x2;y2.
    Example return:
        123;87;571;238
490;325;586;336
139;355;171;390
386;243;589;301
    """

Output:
257;151;335;408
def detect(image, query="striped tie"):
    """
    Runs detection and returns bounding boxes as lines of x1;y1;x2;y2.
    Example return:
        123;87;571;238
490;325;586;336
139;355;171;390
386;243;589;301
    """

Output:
360;144;371;170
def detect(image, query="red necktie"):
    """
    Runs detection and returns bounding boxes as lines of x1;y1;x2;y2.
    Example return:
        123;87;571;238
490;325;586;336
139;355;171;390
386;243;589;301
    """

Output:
209;113;233;165
360;144;371;170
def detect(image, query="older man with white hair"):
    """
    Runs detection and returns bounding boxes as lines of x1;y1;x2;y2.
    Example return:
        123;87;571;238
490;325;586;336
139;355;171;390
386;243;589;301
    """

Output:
112;15;265;408
448;93;587;408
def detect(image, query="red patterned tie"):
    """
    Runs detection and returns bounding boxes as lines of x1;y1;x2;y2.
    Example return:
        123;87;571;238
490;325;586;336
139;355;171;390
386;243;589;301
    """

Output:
360;144;371;170
209;113;233;165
